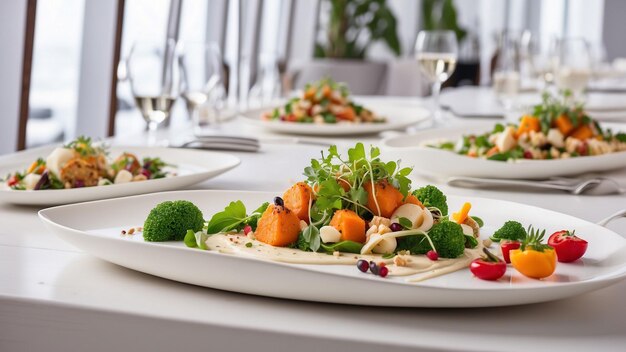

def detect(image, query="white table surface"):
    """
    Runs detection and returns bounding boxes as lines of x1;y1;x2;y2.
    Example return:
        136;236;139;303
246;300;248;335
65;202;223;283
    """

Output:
2;99;626;352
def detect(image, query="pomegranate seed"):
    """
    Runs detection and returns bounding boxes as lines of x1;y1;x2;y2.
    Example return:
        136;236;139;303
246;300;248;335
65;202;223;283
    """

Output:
243;225;252;235
379;266;389;278
140;168;151;178
389;223;402;232
356;259;369;273
369;261;379;275
427;250;439;261
523;151;533;159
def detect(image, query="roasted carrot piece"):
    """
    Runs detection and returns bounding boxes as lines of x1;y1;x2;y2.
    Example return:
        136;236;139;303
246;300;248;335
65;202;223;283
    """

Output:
335;106;356;121
570;124;595;140
452;202;472;224
485;146;500;158
304;87;316;100
283;182;314;223
364;180;404;218
254;204;301;247
404;194;425;208
516;115;541;137
321;84;332;98
553;114;574;136
329;209;366;243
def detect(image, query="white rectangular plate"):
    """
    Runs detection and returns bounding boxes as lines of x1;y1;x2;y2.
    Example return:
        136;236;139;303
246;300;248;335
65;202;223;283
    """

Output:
381;124;626;179
0;147;240;205
39;190;626;307
239;100;431;136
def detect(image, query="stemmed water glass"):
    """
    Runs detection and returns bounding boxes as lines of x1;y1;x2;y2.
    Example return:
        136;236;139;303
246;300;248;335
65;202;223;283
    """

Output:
178;42;226;133
127;39;179;145
493;33;521;110
521;31;558;90
554;38;592;101
415;30;458;125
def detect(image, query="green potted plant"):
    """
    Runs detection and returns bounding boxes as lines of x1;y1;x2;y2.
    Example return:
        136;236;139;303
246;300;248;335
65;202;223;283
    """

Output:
293;0;402;95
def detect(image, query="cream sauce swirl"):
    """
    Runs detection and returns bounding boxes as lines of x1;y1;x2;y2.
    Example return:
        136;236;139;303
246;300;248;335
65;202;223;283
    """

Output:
205;234;483;283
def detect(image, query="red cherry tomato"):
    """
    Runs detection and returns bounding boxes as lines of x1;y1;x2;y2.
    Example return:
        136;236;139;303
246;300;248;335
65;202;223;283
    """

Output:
7;175;19;187
548;230;588;262
470;248;506;281
500;240;521;264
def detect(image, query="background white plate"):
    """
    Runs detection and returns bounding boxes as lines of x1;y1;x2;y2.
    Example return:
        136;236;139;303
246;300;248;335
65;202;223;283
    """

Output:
39;190;626;307
0;147;240;205
239;100;431;136
381;124;626;179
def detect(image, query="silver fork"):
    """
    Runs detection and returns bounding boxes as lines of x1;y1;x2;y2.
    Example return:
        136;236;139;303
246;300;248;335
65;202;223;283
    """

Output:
447;176;625;195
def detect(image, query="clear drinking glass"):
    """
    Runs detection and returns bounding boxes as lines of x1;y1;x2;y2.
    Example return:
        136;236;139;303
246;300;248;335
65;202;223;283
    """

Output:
555;38;592;101
178;42;226;132
127;39;179;145
248;52;282;108
521;31;558;90
415;30;458;125
493;34;521;110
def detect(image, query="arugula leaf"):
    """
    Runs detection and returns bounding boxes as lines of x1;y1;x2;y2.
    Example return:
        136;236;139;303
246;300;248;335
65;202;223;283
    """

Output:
205;201;268;234
320;240;363;254
298;225;321;252
205;201;247;234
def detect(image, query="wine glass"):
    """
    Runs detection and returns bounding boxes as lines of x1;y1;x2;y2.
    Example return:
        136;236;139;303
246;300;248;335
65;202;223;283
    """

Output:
415;30;458;125
554;38;592;101
248;52;282;108
521;31;558;90
127;39;179;145
178;42;226;132
493;33;521;110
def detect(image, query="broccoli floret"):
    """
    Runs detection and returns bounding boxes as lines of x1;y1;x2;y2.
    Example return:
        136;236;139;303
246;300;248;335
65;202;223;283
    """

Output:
396;221;466;258
490;220;527;242
413;185;448;215
143;200;204;242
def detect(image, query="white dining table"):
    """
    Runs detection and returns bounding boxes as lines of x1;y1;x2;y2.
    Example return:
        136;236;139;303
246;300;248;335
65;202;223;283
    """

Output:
1;96;626;352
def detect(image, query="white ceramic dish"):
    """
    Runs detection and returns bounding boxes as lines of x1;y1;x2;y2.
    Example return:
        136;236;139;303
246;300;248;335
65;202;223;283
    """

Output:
0;147;240;205
39;190;626;307
239;100;430;136
381;124;626;179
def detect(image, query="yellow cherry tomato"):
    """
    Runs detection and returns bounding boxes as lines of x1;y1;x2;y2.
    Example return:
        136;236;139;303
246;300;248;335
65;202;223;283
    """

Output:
510;247;557;279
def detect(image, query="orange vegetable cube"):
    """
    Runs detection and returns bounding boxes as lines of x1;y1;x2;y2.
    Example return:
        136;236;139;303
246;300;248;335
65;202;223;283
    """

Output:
254;204;301;247
329;209;366;243
516;115;541;138
283;182;314;223
364;180;404;218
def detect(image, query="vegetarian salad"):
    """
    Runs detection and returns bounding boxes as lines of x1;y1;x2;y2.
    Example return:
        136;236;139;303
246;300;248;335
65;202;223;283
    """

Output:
261;78;386;124
137;143;588;282
431;92;626;161
2;136;174;191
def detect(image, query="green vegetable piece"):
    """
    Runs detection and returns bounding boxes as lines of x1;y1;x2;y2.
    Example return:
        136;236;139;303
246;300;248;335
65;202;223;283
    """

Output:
320;240;363;254
490;220;527;242
471;216;484;228
398;217;413;230
396;221;465;258
143;200;205;242
413;185;448;216
184;230;197;248
464;235;478;249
